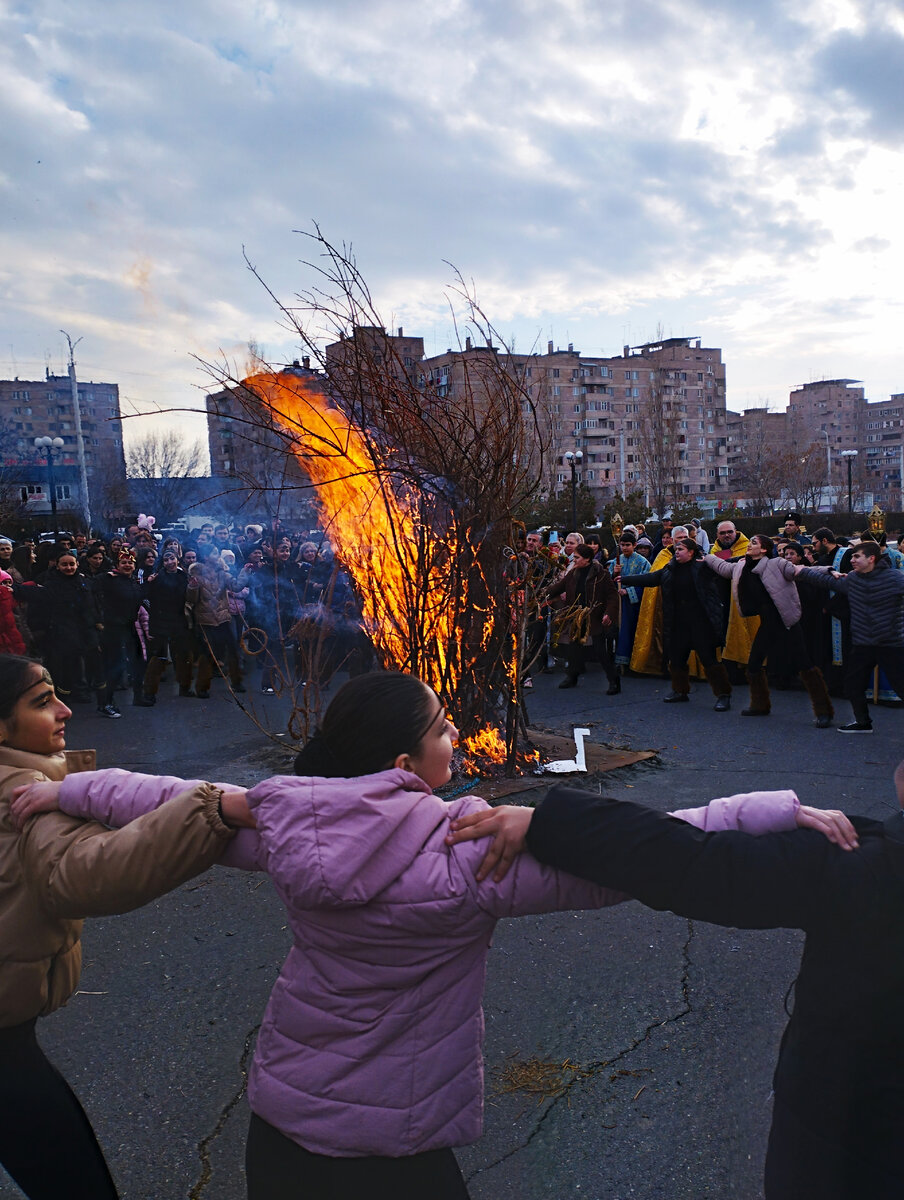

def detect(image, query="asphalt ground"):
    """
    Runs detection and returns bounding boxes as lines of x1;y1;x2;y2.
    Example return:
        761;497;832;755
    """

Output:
5;662;901;1199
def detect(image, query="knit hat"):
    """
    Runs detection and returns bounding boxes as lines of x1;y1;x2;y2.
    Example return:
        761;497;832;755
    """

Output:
636;537;653;549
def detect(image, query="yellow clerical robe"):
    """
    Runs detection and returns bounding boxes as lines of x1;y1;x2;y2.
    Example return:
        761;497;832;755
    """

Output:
713;532;760;666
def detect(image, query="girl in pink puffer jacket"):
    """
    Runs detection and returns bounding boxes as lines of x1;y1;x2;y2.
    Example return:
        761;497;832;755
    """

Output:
19;672;852;1199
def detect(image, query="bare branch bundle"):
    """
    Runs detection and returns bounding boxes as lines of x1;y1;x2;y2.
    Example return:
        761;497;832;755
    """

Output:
208;231;548;763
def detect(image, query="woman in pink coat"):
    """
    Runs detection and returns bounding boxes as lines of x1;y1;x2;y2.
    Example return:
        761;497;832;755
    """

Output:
12;672;856;1200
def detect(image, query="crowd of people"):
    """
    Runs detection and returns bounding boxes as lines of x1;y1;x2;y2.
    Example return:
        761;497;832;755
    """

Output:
0;520;370;719
517;511;904;733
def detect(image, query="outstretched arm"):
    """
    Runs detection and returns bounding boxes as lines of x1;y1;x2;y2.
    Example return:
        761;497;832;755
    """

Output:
448;788;858;882
525;785;871;931
18;782;236;919
12;769;260;869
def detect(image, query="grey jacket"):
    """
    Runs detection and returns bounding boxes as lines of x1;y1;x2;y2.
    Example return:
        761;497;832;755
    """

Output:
705;553;802;629
798;558;904;646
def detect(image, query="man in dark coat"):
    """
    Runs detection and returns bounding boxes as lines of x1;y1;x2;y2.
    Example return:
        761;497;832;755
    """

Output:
521;776;904;1200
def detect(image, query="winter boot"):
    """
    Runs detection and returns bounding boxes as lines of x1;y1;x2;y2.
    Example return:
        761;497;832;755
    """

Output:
799;666;834;728
663;666;690;702
742;667;771;716
705;661;732;711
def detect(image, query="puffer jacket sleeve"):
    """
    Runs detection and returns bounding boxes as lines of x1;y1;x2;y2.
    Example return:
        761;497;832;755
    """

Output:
704;554;736;578
19;783;235;918
447;798;627;918
58;768;262;870
670;790;800;834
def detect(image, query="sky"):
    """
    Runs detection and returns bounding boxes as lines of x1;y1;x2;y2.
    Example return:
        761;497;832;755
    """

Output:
2;0;903;456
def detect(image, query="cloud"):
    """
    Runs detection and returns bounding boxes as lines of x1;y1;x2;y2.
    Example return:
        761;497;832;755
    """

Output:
815;25;904;145
0;0;902;432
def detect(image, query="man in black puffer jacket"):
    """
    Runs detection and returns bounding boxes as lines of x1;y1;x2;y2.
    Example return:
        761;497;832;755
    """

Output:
796;541;904;732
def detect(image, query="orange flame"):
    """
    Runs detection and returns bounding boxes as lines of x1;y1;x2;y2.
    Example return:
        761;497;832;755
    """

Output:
245;371;465;700
462;724;507;767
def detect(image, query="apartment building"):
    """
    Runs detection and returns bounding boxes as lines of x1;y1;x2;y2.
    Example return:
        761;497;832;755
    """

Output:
205;359;323;522
416;335;730;508
0;373;126;523
862;393;904;507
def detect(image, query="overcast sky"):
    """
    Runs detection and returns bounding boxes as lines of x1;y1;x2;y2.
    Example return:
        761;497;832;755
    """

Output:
2;0;902;450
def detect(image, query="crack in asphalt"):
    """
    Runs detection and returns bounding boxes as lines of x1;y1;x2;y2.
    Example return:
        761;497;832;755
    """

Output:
465;919;695;1185
189;1025;260;1199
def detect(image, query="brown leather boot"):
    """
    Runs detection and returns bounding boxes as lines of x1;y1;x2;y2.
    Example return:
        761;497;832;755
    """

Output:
799;666;834;728
742;667;771;715
705;661;732;710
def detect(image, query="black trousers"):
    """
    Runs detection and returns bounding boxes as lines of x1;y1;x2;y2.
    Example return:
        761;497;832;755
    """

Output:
0;1020;118;1199
564;636;616;683
245;1113;470;1200
844;644;904;723
668;612;719;672
748;610;814;675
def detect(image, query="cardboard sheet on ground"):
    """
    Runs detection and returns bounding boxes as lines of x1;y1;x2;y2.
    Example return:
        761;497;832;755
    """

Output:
463;730;657;802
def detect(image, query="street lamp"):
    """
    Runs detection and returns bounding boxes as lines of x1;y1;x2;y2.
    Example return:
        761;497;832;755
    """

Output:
564;449;583;531
840;449;858;518
34;436;65;538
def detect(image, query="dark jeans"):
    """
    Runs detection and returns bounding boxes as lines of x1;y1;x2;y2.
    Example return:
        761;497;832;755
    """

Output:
0;1020;118;1199
101;626;144;698
245;1113;470;1200
844;644;904;723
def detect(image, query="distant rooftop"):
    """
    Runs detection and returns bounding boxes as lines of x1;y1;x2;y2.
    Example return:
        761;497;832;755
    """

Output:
792;379;862;390
630;337;699;353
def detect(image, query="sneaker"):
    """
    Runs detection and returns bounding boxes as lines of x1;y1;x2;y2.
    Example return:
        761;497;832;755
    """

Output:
522;677;533;689
97;704;122;719
838;721;873;733
262;686;275;695
663;692;689;703
713;695;731;712
815;715;833;729
196;690;210;699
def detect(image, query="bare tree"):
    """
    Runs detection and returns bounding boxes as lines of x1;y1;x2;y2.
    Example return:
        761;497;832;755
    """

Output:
125;429;206;525
202;229;547;768
637;382;682;516
780;441;825;514
0;420;24;530
736;425;784;516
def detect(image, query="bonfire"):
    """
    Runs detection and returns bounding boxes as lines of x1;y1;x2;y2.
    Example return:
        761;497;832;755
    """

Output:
205;231;551;774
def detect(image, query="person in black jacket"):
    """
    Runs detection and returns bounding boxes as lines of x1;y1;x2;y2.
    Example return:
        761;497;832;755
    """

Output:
37;551;104;707
96;550;144;716
621;538;732;710
450;773;904;1200
796;541;904;732
141;549;194;702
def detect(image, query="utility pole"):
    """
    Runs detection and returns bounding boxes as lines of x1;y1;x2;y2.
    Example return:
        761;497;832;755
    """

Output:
60;330;92;535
